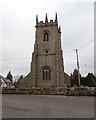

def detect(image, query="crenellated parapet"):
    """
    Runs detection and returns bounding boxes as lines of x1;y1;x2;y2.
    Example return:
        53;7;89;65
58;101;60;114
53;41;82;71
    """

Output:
35;13;59;28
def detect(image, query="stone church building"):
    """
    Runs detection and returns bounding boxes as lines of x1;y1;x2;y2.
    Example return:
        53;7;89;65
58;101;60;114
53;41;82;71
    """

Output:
18;14;70;88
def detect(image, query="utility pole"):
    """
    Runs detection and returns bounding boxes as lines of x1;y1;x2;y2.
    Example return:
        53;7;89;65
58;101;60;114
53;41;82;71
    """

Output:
75;49;81;94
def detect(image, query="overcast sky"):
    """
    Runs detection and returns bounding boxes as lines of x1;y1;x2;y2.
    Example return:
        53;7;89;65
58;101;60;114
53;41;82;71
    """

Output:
0;0;94;78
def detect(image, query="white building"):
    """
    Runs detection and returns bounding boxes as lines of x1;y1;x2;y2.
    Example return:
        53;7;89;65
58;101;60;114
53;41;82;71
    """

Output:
0;76;7;88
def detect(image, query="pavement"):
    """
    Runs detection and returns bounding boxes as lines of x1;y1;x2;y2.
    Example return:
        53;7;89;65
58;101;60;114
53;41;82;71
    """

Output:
2;95;94;118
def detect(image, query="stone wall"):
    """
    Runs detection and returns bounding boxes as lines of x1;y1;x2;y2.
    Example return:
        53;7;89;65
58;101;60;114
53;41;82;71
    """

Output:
2;87;96;96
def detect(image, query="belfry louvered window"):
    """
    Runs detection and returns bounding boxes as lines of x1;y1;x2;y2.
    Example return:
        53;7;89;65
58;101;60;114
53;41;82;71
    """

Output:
44;32;48;41
42;67;51;80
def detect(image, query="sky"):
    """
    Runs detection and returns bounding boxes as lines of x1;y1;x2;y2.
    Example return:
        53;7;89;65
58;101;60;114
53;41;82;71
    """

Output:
0;0;94;79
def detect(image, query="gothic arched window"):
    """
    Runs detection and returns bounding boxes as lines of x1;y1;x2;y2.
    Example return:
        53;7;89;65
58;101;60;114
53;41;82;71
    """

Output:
44;32;48;41
42;67;51;80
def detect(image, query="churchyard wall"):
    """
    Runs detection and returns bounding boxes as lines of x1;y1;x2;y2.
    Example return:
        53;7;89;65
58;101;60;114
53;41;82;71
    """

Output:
2;87;96;96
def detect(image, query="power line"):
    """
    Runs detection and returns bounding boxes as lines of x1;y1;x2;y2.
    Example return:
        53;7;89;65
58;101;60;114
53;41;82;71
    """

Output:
0;58;31;61
78;40;94;49
64;40;94;54
0;40;94;60
64;49;75;53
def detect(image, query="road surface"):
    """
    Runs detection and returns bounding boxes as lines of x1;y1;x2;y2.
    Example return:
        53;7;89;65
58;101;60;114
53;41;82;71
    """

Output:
2;95;94;118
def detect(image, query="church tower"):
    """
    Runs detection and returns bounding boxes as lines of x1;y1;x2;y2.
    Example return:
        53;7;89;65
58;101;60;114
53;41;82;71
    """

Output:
24;14;66;88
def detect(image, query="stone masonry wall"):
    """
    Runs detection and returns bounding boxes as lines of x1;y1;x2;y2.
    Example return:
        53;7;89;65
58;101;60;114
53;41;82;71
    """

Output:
2;87;96;96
